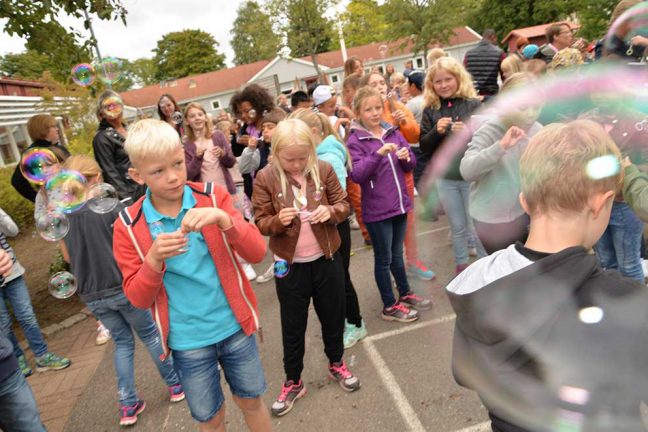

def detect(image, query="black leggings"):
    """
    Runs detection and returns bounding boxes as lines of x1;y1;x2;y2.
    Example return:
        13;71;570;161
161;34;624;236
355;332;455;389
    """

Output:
474;214;530;254
337;219;363;326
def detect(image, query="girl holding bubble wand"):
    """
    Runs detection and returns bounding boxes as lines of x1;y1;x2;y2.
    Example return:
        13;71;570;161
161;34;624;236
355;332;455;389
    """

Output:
346;86;432;324
252;119;360;417
289;108;368;349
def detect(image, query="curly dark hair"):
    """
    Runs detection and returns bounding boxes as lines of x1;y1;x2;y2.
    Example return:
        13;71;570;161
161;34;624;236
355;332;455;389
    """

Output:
229;84;275;124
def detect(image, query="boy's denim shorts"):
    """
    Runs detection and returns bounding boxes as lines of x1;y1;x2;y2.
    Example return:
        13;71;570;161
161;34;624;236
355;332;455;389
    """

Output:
172;329;266;422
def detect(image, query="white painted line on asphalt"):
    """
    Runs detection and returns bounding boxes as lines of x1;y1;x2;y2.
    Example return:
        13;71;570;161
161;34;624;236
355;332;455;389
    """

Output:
351;226;449;254
363;339;427;432
364;314;456;343
453;421;491;432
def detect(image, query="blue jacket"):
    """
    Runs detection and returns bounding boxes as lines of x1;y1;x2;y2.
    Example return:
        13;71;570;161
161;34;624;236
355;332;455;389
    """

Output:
346;121;416;223
316;135;348;190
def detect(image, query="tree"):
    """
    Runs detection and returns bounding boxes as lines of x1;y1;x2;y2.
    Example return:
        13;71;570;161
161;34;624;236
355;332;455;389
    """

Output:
130;58;158;87
572;0;619;41
267;0;336;79
338;0;389;48
153;30;226;81
231;1;281;65
383;0;477;66
0;51;52;80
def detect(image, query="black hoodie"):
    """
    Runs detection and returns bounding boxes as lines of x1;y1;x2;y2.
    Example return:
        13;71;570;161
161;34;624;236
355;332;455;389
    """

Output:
446;244;648;432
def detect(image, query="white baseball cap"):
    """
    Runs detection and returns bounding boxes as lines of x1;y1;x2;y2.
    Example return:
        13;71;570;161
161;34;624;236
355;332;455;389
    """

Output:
312;85;336;106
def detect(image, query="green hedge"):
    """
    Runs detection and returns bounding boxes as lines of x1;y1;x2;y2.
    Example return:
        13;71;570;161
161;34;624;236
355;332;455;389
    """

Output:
1;123;97;230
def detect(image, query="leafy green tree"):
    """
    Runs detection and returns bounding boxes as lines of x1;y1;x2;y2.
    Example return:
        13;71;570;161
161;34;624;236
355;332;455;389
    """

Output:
338;0;389;48
267;0;336;79
0;51;51;80
573;0;619;41
153;29;226;81
130;58;158;87
231;1;281;65
383;0;477;66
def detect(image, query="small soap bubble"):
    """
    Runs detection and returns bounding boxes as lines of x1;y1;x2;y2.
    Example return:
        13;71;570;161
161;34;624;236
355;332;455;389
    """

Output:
274;259;290;278
48;271;77;299
45;170;87;213
97;57;123;84
87;183;119;214
101;95;124;119
36;212;70;241
172;111;183;125
20;148;59;185
71;63;96;87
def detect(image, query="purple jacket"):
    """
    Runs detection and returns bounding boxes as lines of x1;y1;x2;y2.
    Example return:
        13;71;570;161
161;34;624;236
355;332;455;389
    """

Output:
347;121;416;223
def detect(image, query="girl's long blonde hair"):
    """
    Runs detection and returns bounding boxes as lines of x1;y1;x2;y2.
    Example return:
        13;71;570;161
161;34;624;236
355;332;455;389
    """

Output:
423;57;477;109
271;119;321;199
183;102;214;142
288;108;351;170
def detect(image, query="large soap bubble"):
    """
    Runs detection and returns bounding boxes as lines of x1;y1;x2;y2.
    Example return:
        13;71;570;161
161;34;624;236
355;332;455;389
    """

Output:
71;63;96;87
48;271;77;299
35;212;70;241
86;182;119;214
19;148;59;185
45;170;88;214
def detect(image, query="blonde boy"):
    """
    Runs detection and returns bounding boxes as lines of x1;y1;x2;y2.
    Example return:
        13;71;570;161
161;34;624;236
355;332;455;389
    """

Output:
112;119;271;431
447;120;648;432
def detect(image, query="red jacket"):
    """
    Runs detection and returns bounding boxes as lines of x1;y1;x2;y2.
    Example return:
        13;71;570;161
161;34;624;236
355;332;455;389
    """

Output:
113;182;266;357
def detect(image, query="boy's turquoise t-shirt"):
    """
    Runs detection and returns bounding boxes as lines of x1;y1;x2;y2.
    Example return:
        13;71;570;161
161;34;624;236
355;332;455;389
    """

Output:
142;186;240;350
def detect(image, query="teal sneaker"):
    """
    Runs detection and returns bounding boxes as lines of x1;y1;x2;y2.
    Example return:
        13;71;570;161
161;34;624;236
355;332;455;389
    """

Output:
407;260;436;281
17;355;33;377
35;352;71;372
343;320;368;349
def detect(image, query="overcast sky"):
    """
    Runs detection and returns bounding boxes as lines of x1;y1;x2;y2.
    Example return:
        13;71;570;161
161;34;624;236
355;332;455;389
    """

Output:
0;0;248;65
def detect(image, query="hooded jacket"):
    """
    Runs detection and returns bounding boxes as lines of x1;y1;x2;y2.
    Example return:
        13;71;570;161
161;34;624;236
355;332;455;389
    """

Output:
346;122;415;224
113;182;265;358
446;244;648;432
316;135;348;190
92;119;145;202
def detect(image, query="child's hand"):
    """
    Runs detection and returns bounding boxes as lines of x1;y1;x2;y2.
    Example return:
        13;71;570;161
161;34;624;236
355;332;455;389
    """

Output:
212;147;225;159
182;208;232;232
147;231;188;267
500;126;527;150
622;156;632;169
278;207;299;226
237;135;251;146
451;121;466;133
338;106;355;120
0;249;13;277
334;118;350;131
392;110;406;124
437;117;453;133
377;143;397;156
196;144;207;158
395;147;410;162
309;205;331;224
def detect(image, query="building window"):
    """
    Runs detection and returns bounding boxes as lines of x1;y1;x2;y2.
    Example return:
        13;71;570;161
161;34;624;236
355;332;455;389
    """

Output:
211;99;221;110
415;57;424;69
377;65;385;74
330;73;340;84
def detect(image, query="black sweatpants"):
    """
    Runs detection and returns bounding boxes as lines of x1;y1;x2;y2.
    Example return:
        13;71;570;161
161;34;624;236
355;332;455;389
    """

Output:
337;219;363;326
275;253;345;382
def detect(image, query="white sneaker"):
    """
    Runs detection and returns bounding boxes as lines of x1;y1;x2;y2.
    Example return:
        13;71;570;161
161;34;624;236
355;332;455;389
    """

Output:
96;324;111;345
349;214;360;230
243;263;257;281
256;264;275;284
642;259;648;278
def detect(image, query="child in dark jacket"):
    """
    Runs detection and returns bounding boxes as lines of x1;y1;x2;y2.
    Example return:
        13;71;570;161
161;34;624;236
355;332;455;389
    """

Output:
347;86;432;324
447;120;648;432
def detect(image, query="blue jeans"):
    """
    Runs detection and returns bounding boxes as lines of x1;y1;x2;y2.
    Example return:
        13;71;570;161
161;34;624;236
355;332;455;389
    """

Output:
173;330;266;423
437;179;486;265
366;213;411;308
86;293;180;407
595;201;644;281
0;276;48;358
0;366;46;431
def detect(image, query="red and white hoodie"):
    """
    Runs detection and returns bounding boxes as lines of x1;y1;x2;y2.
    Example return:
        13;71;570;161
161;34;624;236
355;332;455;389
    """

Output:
113;182;266;358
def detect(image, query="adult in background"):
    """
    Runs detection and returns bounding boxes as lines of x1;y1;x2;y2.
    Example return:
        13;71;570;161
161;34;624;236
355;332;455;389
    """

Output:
344;56;364;77
463;29;506;101
157;94;183;137
92;90;145;203
536;23;574;63
229;84;275;199
11;114;70;202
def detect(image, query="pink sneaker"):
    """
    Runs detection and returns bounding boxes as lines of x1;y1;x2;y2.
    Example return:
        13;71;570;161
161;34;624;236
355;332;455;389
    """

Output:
168;384;185;403
328;361;361;392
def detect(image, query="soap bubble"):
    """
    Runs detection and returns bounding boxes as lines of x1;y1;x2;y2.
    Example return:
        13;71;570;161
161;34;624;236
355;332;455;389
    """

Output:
172;111;183;125
86;183;119;214
35;212;69;241
48;271;77;299
71;63;96;87
19;148;59;185
96;57;123;84
45;170;87;213
273;259;289;278
101;95;124;119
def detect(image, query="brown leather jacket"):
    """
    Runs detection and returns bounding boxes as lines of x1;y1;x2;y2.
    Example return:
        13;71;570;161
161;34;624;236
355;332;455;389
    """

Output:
252;160;349;263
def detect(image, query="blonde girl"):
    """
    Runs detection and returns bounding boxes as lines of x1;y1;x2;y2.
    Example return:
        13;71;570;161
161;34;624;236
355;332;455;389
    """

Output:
346;86;432;324
252;119;360;417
